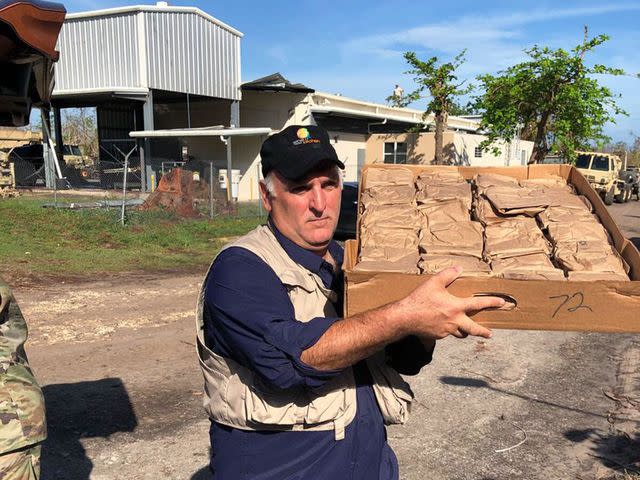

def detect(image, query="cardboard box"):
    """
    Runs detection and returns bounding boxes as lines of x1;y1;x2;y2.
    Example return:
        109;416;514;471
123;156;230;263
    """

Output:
344;164;640;333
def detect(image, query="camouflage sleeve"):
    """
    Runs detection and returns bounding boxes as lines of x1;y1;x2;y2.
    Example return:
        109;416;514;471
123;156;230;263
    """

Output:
0;279;46;455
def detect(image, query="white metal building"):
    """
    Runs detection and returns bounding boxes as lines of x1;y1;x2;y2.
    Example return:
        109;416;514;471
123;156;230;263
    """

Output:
52;4;244;190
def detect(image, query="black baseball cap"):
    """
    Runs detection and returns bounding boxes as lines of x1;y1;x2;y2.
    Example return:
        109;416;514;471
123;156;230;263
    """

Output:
260;125;345;180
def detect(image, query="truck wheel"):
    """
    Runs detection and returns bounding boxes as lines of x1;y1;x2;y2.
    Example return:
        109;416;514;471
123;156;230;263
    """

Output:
604;188;614;205
614;192;624;203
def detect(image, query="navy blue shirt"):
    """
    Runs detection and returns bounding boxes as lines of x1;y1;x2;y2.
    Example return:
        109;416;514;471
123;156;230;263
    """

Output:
203;222;433;480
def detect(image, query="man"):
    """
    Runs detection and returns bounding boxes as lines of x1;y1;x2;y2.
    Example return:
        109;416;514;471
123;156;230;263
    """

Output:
0;279;46;479
196;125;504;479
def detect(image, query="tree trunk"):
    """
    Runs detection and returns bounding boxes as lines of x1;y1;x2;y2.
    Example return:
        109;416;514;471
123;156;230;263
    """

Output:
528;111;551;164
434;111;446;165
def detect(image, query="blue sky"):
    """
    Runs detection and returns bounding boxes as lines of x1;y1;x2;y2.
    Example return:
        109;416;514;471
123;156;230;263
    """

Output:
63;0;640;143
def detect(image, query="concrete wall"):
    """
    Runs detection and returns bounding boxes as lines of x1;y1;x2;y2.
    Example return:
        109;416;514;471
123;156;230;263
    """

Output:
366;132;455;165
235;90;307;200
235;91;367;200
366;132;533;167
327;132;367;182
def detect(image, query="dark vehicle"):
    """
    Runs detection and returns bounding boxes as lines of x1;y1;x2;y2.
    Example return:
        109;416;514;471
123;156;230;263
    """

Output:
335;182;358;240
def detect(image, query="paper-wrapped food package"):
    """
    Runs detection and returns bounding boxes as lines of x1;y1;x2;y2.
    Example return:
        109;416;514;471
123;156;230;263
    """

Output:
484;186;549;216
567;271;630;282
360;227;419;250
544;191;593;210
519;176;573;192
484;218;551;259
361;184;416;208
354;250;420;274
419;254;491;276
537;205;596;229
416;182;472;210
361;204;422;230
416;170;465;190
418;198;470;227
365;166;415;187
474;173;520;193
547;221;611;246
491;253;566;281
474;195;512;226
554;241;628;277
419;221;484;258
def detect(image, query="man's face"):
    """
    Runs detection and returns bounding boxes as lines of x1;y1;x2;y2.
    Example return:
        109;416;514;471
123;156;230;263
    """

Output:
260;166;342;254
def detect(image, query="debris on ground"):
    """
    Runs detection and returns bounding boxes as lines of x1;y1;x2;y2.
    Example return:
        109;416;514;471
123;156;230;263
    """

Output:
141;168;237;217
0;186;19;198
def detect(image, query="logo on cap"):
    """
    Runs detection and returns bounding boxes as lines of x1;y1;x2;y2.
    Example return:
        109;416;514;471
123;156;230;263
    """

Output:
293;127;320;146
296;128;310;140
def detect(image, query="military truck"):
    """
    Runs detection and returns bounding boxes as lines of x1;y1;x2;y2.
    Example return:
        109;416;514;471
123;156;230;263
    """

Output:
0;129;43;189
574;151;632;205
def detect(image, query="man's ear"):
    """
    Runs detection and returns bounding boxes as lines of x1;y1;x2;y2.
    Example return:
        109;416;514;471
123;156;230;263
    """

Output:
259;181;273;213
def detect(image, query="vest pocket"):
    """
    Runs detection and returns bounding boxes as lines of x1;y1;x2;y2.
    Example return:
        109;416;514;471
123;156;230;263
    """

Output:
304;387;347;424
244;382;306;425
367;357;414;425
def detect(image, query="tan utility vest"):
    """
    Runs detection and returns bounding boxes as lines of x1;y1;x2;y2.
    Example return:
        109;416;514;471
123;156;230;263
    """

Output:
196;225;414;441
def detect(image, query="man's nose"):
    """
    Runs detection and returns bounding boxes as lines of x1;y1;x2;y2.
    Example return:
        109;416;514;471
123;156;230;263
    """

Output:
310;186;326;213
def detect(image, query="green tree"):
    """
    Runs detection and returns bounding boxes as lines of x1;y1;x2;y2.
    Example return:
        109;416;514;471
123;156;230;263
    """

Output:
398;50;472;164
62;108;99;160
473;30;626;163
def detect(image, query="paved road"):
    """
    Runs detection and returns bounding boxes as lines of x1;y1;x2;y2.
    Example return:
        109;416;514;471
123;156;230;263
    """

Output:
17;201;640;480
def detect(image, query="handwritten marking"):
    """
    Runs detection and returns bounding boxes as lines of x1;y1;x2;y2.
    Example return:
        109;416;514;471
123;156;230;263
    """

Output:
549;292;593;318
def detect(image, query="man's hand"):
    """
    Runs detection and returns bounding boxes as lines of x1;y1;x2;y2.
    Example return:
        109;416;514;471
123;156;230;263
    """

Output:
395;267;504;340
301;266;504;371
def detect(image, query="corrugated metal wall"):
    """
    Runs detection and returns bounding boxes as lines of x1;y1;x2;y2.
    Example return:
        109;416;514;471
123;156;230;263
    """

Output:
54;9;241;100
56;13;141;91
145;12;240;100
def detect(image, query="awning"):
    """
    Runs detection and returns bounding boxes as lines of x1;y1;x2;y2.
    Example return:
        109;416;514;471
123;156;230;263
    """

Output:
309;105;479;132
129;126;272;138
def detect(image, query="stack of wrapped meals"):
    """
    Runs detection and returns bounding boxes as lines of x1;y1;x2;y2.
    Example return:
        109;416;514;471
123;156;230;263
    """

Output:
354;168;630;282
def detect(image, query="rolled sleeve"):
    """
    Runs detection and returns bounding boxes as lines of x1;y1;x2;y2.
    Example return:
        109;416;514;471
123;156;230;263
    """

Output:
203;247;344;391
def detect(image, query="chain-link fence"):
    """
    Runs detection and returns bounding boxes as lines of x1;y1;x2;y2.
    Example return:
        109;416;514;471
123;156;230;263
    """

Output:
6;144;264;223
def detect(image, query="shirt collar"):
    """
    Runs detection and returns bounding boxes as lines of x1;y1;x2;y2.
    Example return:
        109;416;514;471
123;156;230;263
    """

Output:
268;218;343;288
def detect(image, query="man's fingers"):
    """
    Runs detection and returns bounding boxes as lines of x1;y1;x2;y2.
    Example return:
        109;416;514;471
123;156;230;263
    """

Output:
457;316;493;339
463;295;506;313
432;266;462;288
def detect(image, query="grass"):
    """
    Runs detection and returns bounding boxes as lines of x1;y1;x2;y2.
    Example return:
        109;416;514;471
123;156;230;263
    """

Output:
0;195;266;279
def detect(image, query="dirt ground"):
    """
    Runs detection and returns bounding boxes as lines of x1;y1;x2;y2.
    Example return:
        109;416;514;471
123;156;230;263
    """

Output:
14;202;640;480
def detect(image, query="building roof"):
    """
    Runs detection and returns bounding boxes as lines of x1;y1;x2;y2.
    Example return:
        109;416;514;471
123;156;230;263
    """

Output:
242;73;314;93
65;4;242;37
53;4;242;102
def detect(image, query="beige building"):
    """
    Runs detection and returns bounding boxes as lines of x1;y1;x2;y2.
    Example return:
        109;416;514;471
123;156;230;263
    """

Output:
366;132;534;167
232;73;484;201
131;72;532;201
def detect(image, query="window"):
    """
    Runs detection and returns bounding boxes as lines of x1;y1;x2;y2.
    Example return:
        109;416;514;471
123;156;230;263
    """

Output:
575;154;591;169
474;146;482;158
383;142;407;164
592;155;610;171
521;149;527;165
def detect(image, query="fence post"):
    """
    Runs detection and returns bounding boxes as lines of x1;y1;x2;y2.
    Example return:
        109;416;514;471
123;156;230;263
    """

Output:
209;161;214;219
116;145;137;226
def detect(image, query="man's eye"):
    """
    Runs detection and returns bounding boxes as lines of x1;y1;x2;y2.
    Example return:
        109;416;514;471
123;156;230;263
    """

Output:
290;186;309;194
